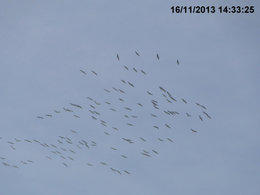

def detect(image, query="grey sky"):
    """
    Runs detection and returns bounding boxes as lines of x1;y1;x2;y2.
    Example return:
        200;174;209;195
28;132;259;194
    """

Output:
0;1;260;195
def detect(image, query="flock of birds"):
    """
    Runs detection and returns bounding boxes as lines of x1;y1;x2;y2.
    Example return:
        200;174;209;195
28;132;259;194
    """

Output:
0;51;211;175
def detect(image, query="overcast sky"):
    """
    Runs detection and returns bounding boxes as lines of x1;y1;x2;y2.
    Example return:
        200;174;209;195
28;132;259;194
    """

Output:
0;1;260;195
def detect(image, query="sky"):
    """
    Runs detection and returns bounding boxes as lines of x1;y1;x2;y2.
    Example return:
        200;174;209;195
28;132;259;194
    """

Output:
0;0;260;195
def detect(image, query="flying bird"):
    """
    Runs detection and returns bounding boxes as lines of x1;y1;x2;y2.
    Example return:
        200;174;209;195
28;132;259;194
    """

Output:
191;128;197;133
91;70;98;76
135;51;140;56
80;70;87;75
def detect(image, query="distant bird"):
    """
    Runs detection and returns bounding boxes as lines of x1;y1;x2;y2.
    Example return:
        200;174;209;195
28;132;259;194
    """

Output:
137;103;143;107
124;107;132;111
124;170;130;174
139;137;146;142
91;70;98;76
128;81;135;87
70;129;78;134
199;115;203;121
104;89;111;93
147;91;153;96
135;51;140;56
133;68;138;73
54;110;61;113
62;163;68;167
158;138;164;142
152;150;158;154
181;98;187;104
196;102;207;110
186;112;191;117
191;128;197;133
70;103;82;109
116;54;119;61
45;114;52;117
63;107;73;112
165;124;171;128
202;111;212;119
151;114;158;118
156;54;159;60
140;70;146;75
141;152;151;157
37;116;44;119
122;138;134;144
124;66;129;70
80;70;87;75
177;59;179;65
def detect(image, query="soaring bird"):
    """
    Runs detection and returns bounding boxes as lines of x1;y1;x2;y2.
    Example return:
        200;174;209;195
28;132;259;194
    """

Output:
186;112;192;117
177;59;179;65
191;128;197;133
80;70;87;75
70;103;82;109
202;111;212;119
196;102;207;110
135;51;140;56
116;54;119;61
181;98;187;104
63;107;73;112
140;70;146;75
156;53;159;60
133;68;138;73
91;70;98;76
128;81;135;87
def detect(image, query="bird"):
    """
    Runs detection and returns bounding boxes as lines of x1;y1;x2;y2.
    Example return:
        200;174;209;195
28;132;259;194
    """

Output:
116;54;120;61
80;70;87;75
196;102;207;110
140;70;146;75
191;128;197;133
152;150;159;154
186;112;191;117
177;59;179;65
165;124;171;128
156;54;159;60
147;91;153;95
202;111;211;119
139;137;146;142
181;98;187;104
63;107;73;112
91;70;98;76
128;81;135;87
70;103;82;109
135;51;140;56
